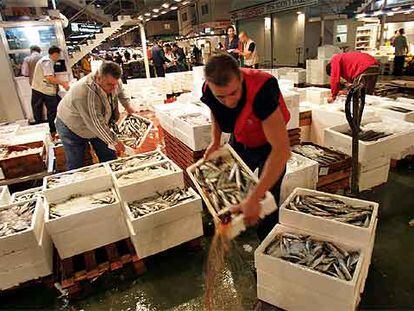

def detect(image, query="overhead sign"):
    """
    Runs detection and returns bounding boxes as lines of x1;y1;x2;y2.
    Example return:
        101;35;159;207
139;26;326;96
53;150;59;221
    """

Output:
230;0;318;20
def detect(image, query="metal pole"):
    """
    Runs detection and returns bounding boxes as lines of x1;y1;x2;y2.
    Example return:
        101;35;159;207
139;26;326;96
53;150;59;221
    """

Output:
140;23;150;79
51;0;57;10
378;0;387;48
351;89;360;195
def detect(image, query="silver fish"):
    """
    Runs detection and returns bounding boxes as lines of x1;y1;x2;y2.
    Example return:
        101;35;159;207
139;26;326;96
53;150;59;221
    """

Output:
47;165;106;189
117;162;176;185
109;151;165;172
292;144;345;166
114;115;150;148
0;200;37;237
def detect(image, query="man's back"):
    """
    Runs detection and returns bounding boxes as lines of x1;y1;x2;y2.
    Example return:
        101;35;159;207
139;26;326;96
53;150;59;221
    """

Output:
22;52;42;84
394;35;408;56
151;45;164;65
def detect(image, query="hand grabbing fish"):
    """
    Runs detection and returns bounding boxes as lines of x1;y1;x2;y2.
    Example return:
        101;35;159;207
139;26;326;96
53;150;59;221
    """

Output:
231;194;262;227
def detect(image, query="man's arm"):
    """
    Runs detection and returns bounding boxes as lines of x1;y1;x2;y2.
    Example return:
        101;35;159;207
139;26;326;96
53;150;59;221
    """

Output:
232;107;290;225
41;59;69;90
329;57;341;100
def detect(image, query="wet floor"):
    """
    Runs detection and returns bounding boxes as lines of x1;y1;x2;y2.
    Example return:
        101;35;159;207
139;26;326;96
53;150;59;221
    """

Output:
0;164;413;310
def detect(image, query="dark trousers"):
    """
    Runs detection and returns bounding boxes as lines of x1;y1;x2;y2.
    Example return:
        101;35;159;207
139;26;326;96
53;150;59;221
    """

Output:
230;137;286;241
55;118;117;170
31;89;59;134
154;64;165;77
394;55;405;76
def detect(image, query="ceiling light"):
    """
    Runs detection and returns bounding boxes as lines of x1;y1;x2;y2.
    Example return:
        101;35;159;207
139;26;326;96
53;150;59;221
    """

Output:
182;1;189;4
144;12;151;16
153;15;159;18
170;6;178;10
162;3;170;8
153;8;159;12
145;18;151;21
174;0;182;2
138;15;144;20
296;11;303;15
160;10;168;14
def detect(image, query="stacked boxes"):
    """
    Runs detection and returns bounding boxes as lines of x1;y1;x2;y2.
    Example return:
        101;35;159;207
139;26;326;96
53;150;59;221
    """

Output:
0;186;11;206
306;59;330;85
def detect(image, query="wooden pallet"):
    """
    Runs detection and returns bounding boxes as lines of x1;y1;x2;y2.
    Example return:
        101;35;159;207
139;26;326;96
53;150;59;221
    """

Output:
0;145;46;179
54;238;146;296
317;176;350;194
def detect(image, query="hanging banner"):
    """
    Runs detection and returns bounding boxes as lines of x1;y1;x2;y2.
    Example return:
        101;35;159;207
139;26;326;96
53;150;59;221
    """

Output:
230;0;318;20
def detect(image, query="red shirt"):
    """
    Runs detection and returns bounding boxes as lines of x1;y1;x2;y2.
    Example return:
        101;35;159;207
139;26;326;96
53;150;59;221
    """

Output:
329;52;378;97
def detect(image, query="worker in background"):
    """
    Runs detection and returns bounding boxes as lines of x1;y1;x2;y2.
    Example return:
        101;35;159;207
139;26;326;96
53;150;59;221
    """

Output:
21;45;42;85
164;44;177;73
56;62;137;170
224;26;240;62
393;28;409;76
326;52;379;103
172;43;188;71
390;30;398;47
80;55;91;76
191;45;203;66
151;40;170;77
236;31;259;69
31;46;69;135
201;54;291;240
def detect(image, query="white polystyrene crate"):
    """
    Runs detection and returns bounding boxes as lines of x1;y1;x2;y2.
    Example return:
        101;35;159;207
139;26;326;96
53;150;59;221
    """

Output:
128;211;203;259
279;188;378;246
11;186;42;203
360;155;390;173
113;159;184;203
280;154;319;203
306;59;330;85
0;123;19;136
43;163;112;204
305;87;331;105
44;188;128;259
324;117;414;163
255;224;366;305
173;113;211;151
396;97;414;105
359;163;390;192
107;150;167;174
0;186;11;206
317;45;341;60
372;102;414;123
286;107;300;130
124;188;202;233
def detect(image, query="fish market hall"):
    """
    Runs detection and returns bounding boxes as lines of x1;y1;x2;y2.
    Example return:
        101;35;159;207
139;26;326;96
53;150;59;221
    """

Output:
0;0;413;310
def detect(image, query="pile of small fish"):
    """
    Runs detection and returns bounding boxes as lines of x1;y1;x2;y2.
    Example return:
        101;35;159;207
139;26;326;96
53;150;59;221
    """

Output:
128;188;195;218
0;200;36;237
0;146;8;158
1;147;43;160
115;115;150;148
292;144;345;166
287;194;373;227
193;154;256;213
13;188;42;203
46;166;106;189
265;233;360;281
49;189;115;219
342;129;391;142
110;152;164;172
179;113;210;126
385;106;413;113
117;162;176;185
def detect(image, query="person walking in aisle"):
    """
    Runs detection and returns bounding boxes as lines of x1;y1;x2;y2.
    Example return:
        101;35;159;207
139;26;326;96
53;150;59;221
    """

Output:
201;54;291;240
56;62;137;170
21;45;42;85
172;43;188;71
224;26;240;61
31;46;69;135
393;28;409;76
237;31;259;69
151;40;170;77
326;51;379;103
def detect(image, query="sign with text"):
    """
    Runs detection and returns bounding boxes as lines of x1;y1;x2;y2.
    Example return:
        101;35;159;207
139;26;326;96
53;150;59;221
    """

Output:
230;0;318;20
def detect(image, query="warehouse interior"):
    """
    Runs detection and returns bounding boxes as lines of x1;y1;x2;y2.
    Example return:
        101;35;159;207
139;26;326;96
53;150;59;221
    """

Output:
0;0;413;310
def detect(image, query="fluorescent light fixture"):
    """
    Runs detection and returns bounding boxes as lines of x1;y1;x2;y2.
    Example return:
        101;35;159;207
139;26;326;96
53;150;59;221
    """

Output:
152;14;159;18
170;6;178;10
144;12;151;16
138;15;144;20
153;8;159;12
264;17;271;29
145;18;151;21
296;11;303;15
162;3;170;8
174;0;182;2
160;10;168;14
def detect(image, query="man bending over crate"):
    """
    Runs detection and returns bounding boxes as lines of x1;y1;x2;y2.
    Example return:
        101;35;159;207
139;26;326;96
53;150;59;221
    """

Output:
56;61;137;170
201;53;291;240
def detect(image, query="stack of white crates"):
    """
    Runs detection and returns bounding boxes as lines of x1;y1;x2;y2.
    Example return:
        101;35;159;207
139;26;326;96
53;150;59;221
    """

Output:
108;151;204;259
0;197;53;290
306;45;341;86
192;66;205;99
277;67;307;85
324;117;414;191
371;101;414;123
283;90;300;130
256;187;378;311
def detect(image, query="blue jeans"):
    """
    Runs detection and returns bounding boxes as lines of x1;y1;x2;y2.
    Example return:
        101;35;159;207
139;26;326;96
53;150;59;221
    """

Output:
55;117;117;170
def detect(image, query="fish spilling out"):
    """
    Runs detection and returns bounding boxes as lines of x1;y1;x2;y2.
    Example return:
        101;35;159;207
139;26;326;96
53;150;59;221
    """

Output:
117;162;176;185
193;154;256;214
110;151;165;172
385;106;413;113
179;113;210;126
292;144;345;166
265;233;360;281
49;189;115;219
0;200;36;237
13;188;42;203
114;115;150;148
46;165;106;189
342;129;392;142
288;194;373;227
128;188;195;218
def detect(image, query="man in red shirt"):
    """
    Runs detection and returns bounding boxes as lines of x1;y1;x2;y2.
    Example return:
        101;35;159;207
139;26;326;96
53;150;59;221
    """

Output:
326;52;380;103
201;54;291;240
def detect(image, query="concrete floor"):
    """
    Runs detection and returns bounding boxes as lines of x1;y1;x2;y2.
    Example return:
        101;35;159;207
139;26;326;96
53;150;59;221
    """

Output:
0;161;413;310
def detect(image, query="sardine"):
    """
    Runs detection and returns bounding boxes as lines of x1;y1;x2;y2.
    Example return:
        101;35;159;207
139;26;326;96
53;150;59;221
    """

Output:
0;200;37;237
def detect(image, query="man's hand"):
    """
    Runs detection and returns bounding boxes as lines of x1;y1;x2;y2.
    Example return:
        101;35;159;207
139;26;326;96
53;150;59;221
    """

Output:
231;195;262;227
61;81;70;91
327;96;336;104
114;141;125;156
203;141;220;160
125;105;138;115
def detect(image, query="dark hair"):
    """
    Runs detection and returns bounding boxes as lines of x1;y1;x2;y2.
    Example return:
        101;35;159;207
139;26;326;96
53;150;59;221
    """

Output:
172;43;178;48
30;45;41;53
326;63;331;76
48;46;61;55
399;28;405;35
227;26;235;33
205;53;240;86
99;61;122;79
